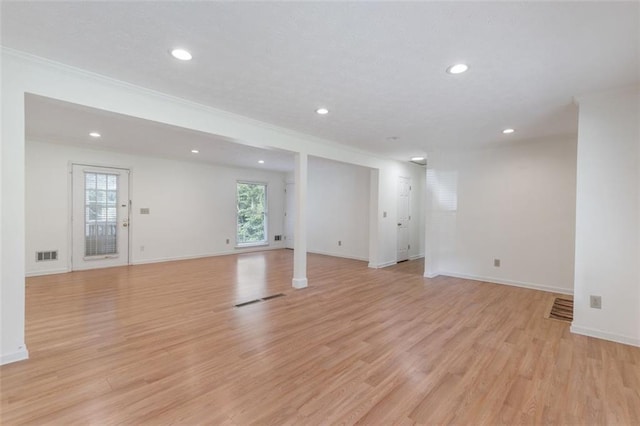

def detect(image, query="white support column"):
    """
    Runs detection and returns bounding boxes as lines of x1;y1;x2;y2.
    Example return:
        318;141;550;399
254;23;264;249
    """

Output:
1;71;29;364
292;152;308;289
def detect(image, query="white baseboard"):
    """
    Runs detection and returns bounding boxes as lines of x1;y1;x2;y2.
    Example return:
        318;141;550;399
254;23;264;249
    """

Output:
26;247;286;275
409;253;425;261
1;347;29;365
368;260;398;269
424;271;439;278
570;325;640;347
307;250;368;262
292;277;308;289
131;245;284;265
26;267;70;277
438;271;574;295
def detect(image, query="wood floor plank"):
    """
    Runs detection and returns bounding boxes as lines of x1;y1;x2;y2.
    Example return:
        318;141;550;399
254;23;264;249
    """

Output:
1;250;639;424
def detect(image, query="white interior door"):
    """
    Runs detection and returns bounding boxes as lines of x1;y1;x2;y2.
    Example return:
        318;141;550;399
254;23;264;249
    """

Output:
397;176;410;262
72;165;130;270
284;182;295;249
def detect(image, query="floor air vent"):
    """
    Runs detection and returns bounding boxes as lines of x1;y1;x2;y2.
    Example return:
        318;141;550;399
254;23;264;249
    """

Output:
235;293;286;308
235;299;261;308
261;293;285;301
546;297;574;323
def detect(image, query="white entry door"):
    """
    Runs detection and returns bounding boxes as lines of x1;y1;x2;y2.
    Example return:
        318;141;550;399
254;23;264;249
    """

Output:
397;176;411;262
284;182;295;249
72;165;130;270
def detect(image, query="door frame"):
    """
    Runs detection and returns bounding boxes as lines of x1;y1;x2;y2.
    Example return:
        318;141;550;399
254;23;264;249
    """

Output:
396;175;412;263
68;161;133;271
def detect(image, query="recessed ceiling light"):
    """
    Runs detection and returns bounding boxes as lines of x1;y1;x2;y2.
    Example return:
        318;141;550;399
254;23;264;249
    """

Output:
171;48;192;61
258;160;265;164
502;128;515;134
316;108;329;115
446;63;469;74
191;149;199;154
411;156;425;162
89;132;101;138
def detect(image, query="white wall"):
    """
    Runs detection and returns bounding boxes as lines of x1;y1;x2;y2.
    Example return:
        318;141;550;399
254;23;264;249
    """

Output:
426;135;578;294
290;157;426;264
373;162;426;267
26;140;286;275
1;67;27;364
1;48;424;364
571;88;639;347
308;157;371;261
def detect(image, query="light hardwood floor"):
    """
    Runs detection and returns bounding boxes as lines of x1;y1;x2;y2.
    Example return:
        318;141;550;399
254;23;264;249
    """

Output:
1;250;639;425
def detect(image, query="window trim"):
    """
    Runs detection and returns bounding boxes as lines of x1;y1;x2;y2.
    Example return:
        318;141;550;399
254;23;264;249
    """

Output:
235;180;269;248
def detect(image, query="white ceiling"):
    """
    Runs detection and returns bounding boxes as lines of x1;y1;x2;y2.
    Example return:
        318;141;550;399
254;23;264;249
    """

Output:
25;94;295;172
3;2;639;162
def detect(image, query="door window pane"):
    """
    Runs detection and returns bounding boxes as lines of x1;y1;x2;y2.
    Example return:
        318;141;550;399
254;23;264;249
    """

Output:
85;172;119;256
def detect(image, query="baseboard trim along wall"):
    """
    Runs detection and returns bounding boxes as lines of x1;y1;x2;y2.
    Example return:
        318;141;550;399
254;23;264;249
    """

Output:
409;254;425;261
1;347;29;366
307;250;368;262
130;246;284;266
437;271;574;296
26;246;285;276
570;325;640;348
368;260;398;269
26;267;70;277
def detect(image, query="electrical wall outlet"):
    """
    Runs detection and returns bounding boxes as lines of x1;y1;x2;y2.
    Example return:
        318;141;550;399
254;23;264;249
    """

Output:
590;295;602;309
338;240;342;246
494;259;501;267
140;245;144;252
226;238;230;244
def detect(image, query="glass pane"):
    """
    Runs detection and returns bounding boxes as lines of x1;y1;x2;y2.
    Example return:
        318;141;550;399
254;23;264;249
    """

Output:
236;183;266;244
86;173;96;188
107;175;117;190
97;174;107;190
85;172;119;256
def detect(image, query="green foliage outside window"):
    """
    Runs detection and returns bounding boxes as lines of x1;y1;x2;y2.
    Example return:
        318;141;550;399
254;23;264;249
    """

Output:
237;182;267;244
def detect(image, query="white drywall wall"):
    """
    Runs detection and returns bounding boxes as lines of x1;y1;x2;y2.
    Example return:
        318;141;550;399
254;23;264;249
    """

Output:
26;140;286;275
572;88;639;346
0;67;28;364
426;135;578;294
308;157;371;261
1;49;425;363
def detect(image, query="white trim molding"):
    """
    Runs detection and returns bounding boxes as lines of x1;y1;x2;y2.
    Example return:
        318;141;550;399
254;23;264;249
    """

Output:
368;260;398;269
292;278;308;289
131;246;284;266
570;325;640;348
26;267;70;277
308;250;368;262
437;271;574;295
1;347;29;365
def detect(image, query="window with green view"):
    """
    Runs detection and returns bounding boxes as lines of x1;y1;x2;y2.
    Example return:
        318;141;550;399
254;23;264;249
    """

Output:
236;182;267;245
